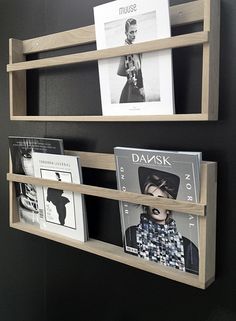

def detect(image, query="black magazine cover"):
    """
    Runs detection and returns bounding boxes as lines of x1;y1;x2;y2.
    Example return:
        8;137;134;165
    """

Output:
9;136;64;226
114;147;201;275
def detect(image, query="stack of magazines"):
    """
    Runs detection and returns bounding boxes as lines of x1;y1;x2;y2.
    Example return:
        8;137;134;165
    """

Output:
9;136;88;242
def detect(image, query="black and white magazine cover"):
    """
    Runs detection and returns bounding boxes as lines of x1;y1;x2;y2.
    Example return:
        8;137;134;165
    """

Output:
114;147;201;275
9;136;64;227
94;0;174;116
32;153;88;242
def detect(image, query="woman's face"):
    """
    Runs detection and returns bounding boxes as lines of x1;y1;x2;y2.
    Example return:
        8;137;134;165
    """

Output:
146;185;168;224
21;153;34;176
126;24;137;43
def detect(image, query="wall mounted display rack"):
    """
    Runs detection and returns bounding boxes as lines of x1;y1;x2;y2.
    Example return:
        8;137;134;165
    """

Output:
7;0;219;289
7;151;217;289
7;0;220;121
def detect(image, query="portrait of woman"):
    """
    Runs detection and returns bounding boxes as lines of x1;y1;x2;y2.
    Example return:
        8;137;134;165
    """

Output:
117;18;145;103
125;167;199;274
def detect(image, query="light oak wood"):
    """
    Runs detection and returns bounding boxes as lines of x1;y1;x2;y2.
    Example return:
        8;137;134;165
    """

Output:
170;0;204;27
65;150;116;170
10;113;210;122
10;221;205;288
8;0;220;121
9;39;26;118
23;25;96;54
7;32;208;72
21;1;204;54
199;162;217;285
8;149;217;288
201;0;220;119
7;173;205;216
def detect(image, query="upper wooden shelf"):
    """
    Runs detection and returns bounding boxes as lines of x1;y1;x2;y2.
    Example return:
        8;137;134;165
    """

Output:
7;0;220;121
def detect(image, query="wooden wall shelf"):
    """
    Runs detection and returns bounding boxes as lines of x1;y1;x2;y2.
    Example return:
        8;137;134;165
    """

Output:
7;151;217;289
7;0;220;121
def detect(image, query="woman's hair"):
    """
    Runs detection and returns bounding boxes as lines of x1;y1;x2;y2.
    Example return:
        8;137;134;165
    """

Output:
143;175;175;199
125;18;137;33
138;167;180;199
138;167;180;224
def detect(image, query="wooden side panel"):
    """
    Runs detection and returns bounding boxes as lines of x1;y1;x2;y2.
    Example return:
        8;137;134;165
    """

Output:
9;39;26;118
198;162;217;287
201;0;220;119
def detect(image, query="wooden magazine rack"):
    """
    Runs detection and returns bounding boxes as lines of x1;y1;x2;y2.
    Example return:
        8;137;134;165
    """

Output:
7;0;219;289
7;0;220;121
7;151;217;289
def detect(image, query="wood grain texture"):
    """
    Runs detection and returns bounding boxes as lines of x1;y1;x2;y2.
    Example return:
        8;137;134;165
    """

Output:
7;31;208;72
7;173;206;216
7;148;217;288
9;39;26;117
21;1;204;54
201;0;220;119
23;25;96;54
10;222;204;288
10;113;210;122
199;162;217;286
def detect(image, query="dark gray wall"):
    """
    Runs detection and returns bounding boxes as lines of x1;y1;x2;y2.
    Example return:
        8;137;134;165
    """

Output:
0;0;236;320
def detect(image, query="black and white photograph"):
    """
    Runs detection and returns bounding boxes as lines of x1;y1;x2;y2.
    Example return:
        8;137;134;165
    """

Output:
32;152;88;242
115;147;201;275
94;0;174;115
8;136;64;226
41;170;77;229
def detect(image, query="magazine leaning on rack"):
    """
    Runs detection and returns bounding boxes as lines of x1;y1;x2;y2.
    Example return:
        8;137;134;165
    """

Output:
94;0;174;116
32;153;88;242
114;147;201;275
9;136;64;227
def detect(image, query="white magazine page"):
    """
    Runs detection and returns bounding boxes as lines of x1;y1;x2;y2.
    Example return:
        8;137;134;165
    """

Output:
94;0;174;115
32;152;87;242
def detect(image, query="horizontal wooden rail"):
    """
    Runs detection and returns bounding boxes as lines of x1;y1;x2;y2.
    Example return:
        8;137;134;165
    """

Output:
10;113;210;122
10;221;204;288
7;173;206;216
7;31;208;72
22;0;204;54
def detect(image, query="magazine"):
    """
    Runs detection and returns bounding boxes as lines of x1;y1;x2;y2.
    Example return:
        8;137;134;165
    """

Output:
32;153;88;242
94;0;174;116
9;136;64;227
114;147;201;274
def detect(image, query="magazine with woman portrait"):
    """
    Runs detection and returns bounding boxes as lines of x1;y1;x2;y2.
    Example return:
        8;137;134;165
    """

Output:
114;147;201;275
94;0;174;116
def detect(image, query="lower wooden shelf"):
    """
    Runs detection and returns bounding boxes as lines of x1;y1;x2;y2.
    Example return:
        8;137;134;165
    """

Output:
11;221;206;288
8;151;217;289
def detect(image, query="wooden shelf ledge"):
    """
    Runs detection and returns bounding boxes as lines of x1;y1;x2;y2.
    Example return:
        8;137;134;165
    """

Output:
11;221;209;289
7;173;206;216
10;113;211;122
7;31;208;72
21;0;204;54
